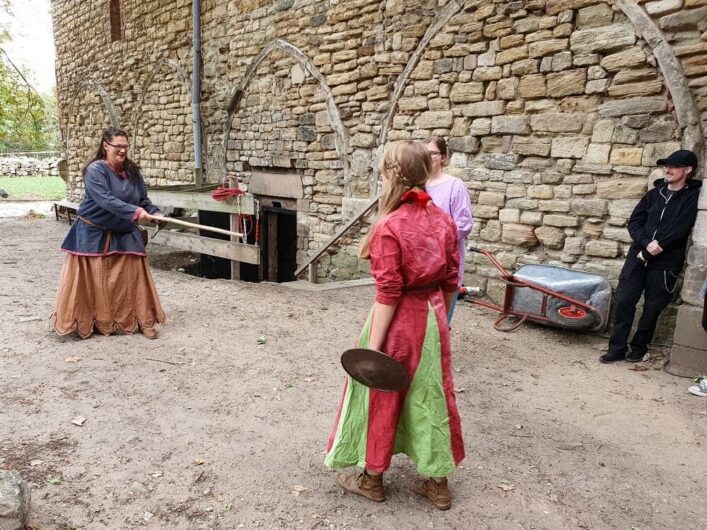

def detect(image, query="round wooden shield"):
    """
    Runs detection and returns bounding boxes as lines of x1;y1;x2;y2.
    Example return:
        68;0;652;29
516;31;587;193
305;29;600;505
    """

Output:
341;348;409;392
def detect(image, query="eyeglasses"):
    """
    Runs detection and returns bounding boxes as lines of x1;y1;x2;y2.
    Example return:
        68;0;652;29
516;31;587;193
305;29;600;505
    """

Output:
105;141;130;152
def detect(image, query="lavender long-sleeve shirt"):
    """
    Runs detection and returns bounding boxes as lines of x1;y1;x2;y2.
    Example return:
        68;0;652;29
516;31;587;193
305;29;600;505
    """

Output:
427;175;473;284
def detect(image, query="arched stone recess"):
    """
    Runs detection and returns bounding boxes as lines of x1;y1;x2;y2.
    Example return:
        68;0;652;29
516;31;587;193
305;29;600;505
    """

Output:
385;0;686;335
63;80;119;201
133;58;195;187
372;0;466;194
223;39;350;192
613;0;704;160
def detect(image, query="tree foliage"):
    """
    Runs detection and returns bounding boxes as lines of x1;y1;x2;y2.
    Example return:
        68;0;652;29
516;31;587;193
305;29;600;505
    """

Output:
0;1;58;152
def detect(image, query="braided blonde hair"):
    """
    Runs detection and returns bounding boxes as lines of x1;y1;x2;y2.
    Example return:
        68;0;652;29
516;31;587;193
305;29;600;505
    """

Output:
359;141;431;259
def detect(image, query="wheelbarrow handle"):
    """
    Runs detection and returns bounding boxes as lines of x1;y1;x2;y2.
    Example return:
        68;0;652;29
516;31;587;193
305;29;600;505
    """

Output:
468;246;513;277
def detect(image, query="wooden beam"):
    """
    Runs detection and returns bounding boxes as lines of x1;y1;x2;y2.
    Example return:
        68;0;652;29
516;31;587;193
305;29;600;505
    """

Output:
148;189;255;215
230;213;241;280
268;211;278;281
150;230;260;264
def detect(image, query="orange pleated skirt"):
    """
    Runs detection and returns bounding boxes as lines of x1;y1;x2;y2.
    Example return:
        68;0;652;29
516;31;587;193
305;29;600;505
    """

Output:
51;253;166;339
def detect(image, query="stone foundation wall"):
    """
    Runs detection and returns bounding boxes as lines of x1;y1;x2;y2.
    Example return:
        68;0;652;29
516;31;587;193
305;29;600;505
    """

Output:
0;157;62;177
52;0;706;336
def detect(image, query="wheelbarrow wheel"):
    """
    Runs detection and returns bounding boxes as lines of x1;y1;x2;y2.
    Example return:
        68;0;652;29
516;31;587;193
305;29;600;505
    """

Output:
548;304;599;330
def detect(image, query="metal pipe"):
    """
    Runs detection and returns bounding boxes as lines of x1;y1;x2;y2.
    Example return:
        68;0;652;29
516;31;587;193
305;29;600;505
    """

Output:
192;0;203;186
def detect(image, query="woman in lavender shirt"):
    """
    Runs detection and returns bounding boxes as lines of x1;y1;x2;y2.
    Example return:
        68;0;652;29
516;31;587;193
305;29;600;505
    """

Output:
423;136;473;322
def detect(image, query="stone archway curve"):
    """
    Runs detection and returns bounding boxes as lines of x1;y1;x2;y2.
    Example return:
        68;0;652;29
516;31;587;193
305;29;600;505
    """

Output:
371;0;465;194
614;0;704;158
223;39;350;190
371;0;706;194
64;80;119;154
132;57;192;160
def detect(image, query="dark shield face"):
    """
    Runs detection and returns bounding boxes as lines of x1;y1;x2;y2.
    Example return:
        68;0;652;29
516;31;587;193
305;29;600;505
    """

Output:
340;348;409;392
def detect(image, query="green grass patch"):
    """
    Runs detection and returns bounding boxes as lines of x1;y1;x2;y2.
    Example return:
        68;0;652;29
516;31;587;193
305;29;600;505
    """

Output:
0;176;67;200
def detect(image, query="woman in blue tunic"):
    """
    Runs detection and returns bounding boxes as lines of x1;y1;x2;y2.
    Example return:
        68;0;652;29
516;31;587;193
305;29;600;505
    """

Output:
51;127;166;339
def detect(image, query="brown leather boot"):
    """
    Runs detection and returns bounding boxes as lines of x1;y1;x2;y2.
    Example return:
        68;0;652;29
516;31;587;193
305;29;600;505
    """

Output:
412;477;451;510
336;470;385;502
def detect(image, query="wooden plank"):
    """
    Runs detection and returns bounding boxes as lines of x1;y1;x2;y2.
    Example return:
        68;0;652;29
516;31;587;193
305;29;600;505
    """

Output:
249;171;303;199
267;211;278;281
230;213;241;280
151;230;260;264
148;189;255;215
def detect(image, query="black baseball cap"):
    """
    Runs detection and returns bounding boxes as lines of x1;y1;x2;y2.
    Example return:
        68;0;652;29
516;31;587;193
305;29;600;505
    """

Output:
657;149;698;169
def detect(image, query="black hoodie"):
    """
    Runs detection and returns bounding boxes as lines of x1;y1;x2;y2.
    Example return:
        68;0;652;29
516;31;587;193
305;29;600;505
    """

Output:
627;177;702;270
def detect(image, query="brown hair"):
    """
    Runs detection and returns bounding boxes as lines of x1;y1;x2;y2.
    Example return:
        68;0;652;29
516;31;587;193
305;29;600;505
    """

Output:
423;135;448;165
359;141;431;259
82;127;142;185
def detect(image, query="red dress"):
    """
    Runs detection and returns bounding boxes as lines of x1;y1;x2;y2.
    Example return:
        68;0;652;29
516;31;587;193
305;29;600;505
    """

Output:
325;191;465;476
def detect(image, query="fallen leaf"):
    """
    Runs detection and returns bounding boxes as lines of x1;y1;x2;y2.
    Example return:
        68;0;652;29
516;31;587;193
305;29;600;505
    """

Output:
498;483;515;492
629;365;649;372
46;475;62;485
65;356;81;363
192;458;205;466
71;416;86;427
150;471;163;478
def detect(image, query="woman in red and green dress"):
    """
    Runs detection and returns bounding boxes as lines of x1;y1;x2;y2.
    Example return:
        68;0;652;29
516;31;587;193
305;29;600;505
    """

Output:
325;141;465;510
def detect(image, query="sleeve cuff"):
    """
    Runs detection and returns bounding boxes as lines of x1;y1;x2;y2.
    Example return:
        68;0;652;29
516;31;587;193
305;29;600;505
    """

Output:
132;207;144;222
375;293;401;306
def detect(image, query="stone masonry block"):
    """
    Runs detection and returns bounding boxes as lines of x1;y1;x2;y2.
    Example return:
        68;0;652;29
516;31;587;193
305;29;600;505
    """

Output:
502;223;539;247
415;111;454;129
491;116;530;134
512;137;551;156
535;225;566;248
551;136;590;158
530;112;586;132
460;101;506;117
547;69;586;97
544;214;579;227
610;147;643;166
642;142;681;166
528;185;554;199
596;179;648;199
519;74;547;98
571;198;608;216
585;239;620;257
478;191;507;207
569;24;637;54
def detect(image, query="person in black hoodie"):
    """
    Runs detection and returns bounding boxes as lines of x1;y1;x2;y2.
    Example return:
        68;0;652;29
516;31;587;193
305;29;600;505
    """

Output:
600;149;702;363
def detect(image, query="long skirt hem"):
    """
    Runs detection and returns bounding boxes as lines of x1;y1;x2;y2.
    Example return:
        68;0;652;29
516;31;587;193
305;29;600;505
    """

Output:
325;300;465;478
51;253;165;340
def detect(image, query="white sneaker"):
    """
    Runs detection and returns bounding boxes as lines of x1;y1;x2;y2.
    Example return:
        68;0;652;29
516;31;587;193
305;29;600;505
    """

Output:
688;379;707;397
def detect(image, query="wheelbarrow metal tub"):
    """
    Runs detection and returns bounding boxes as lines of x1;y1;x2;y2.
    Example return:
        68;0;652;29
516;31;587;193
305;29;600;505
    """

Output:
464;248;611;332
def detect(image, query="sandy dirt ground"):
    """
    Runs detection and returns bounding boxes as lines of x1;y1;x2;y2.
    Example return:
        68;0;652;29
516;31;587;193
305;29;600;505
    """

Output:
1;213;706;530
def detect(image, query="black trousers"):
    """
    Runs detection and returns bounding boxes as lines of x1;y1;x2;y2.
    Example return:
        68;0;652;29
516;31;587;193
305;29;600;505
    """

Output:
608;258;678;357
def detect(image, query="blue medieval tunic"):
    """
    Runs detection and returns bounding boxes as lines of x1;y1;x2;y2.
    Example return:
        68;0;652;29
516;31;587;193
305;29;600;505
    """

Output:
61;160;160;256
52;159;165;339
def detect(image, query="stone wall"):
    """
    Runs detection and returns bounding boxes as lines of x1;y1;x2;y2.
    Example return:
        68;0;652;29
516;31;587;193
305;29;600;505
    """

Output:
0;157;62;177
52;0;706;335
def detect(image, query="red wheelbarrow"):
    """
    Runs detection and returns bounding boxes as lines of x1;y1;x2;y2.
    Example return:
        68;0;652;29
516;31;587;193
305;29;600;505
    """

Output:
460;247;611;333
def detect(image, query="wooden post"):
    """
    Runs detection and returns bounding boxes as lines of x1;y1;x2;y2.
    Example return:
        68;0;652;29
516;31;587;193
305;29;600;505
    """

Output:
308;262;317;284
268;211;278;282
230;213;241;281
